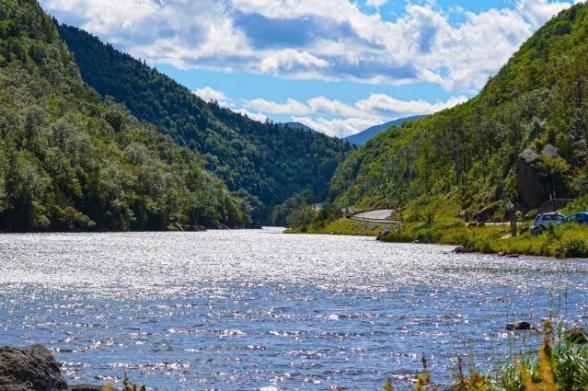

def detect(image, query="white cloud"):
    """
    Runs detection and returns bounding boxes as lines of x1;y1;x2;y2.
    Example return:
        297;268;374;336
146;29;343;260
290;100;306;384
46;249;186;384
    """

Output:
40;0;581;92
244;93;466;120
517;0;578;27
245;98;310;115
193;86;230;105
41;0;579;138
235;108;268;123
366;0;387;8
241;93;466;137
292;116;382;138
260;49;330;74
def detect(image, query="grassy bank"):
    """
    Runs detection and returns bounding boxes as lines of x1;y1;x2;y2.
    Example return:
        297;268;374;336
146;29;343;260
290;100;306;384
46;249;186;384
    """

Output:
383;221;588;258
285;218;389;236
287;217;588;258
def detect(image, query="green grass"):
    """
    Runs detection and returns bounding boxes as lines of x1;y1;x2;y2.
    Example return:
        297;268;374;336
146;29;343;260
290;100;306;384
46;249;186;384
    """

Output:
285;217;388;236
406;321;588;391
293;215;588;258
382;223;588;258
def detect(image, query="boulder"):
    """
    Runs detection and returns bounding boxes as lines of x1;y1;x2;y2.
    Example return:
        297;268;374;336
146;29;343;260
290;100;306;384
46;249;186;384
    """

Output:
506;321;534;331
0;345;68;391
69;386;104;391
516;148;547;208
453;246;474;254
565;325;588;344
376;230;390;241
474;202;501;223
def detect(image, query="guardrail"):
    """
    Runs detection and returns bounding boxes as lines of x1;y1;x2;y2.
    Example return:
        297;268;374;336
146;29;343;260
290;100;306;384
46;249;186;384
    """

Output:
349;216;403;227
344;208;397;218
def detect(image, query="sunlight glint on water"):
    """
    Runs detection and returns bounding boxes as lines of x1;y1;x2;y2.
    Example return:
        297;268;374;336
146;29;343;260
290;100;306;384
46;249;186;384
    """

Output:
1;228;587;390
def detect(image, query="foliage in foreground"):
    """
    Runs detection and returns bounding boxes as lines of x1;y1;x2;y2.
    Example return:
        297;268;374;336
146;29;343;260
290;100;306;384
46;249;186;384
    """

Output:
402;321;588;391
0;0;249;231
101;322;587;391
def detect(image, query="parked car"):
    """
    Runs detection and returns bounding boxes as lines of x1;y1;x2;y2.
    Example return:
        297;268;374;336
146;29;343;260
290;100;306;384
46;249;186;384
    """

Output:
531;212;567;235
567;211;588;224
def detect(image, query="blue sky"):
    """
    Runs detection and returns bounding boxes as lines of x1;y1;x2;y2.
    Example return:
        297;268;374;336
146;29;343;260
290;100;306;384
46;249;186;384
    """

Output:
41;0;582;137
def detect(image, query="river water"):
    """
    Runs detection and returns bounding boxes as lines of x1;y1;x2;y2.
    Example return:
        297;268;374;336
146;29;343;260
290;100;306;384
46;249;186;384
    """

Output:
0;228;587;390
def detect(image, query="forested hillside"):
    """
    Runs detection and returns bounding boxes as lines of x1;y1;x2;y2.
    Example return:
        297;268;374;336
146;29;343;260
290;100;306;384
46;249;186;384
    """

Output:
330;3;588;221
58;25;353;222
344;115;425;146
0;0;249;232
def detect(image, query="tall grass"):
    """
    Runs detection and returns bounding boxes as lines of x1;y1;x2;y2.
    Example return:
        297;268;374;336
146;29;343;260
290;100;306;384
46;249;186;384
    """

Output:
397;320;588;391
379;223;588;258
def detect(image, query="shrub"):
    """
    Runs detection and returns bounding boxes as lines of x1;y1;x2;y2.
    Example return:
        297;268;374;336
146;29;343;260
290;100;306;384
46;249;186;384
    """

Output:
556;238;588;258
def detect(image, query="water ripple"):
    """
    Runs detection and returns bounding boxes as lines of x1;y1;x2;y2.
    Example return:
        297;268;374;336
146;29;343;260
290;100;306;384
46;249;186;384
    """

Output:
1;228;587;390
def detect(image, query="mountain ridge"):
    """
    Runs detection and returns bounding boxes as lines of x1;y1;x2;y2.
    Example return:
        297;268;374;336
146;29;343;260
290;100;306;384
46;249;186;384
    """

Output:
57;24;353;222
328;3;588;221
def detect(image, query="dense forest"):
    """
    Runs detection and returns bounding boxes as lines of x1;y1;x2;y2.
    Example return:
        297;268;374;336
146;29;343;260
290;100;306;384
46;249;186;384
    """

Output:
0;0;250;232
328;3;588;222
57;25;353;222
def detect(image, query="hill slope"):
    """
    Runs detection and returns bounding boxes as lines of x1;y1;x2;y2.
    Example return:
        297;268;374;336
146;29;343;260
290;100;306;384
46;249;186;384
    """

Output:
57;25;353;222
344;116;425;146
0;0;249;231
330;3;588;221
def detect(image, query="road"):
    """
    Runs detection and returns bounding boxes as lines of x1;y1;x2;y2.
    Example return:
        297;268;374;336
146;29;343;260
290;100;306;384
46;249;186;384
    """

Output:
350;209;396;221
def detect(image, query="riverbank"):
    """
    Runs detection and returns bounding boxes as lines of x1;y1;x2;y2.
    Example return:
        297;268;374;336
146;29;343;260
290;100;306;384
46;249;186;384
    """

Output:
285;217;390;236
3;323;587;391
287;218;588;258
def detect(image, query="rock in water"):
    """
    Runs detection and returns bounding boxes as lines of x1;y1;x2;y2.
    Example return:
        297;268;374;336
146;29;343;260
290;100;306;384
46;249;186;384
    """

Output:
0;345;68;391
566;325;588;344
506;321;534;331
68;386;105;391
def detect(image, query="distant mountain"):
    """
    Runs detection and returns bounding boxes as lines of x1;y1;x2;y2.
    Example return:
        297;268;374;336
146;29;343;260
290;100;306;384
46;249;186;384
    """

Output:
58;25;353;222
0;0;249;231
344;116;425;145
282;122;317;133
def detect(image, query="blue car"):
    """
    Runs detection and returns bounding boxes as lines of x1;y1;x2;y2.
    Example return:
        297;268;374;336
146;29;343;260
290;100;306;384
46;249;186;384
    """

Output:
567;211;588;224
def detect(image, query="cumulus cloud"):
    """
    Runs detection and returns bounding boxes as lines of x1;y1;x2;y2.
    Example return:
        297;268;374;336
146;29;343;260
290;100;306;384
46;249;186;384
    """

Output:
366;0;387;8
517;0;580;27
193;86;230;105
242;93;466;136
235;108;268;123
40;0;580;92
293;116;382;138
244;94;466;120
186;86;465;136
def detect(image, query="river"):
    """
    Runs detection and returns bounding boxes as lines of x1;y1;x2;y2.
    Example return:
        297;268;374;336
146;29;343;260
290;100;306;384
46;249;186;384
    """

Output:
1;228;587;390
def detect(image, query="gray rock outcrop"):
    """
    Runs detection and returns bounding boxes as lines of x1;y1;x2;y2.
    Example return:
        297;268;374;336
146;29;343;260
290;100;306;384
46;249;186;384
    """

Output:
0;345;68;391
516;148;547;208
516;144;565;209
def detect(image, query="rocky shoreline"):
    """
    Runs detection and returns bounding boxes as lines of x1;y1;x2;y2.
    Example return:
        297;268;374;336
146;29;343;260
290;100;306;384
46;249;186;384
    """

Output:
2;329;587;391
0;345;105;391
